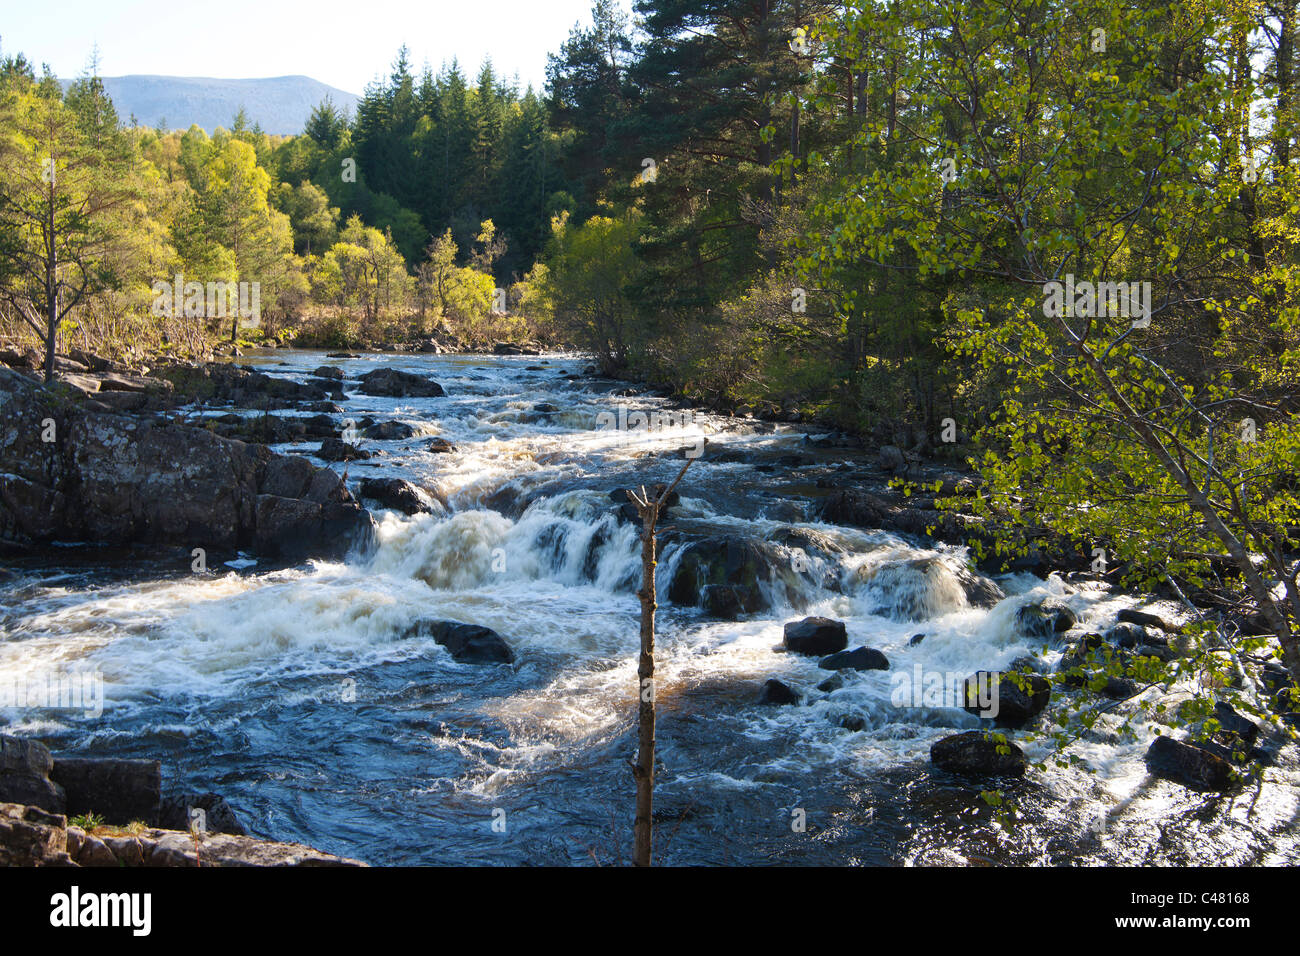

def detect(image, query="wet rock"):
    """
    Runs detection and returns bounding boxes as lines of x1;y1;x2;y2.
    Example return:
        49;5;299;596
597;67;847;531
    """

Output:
0;735;65;814
1105;622;1168;650
358;478;441;516
863;555;1004;620
326;352;359;358
1016;600;1078;638
817;674;845;693
50;758;161;827
158;793;246;836
701;584;758;619
962;671;1051;729
406;620;515;665
312;366;344;381
317;438;370;461
667;537;781;612
819;646;889;671
836;713;867;731
357;368;446;398
910;633;926;646
423;437;457;453
362;420;418;441
930;731;1027;777
758;678;801;705
1117;607;1174;632
533;402;560;413
783;617;848;656
1145;735;1235;791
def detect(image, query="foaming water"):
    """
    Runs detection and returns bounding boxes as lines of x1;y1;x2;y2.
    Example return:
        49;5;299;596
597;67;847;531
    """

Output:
1;350;1296;866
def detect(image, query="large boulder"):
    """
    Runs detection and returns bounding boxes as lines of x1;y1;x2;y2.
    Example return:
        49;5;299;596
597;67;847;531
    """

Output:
0;735;65;814
356;368;445;398
783;617;848;656
667;537;782;612
404;620;515;664
1145;735;1235;791
0;367;374;560
50;758;161;826
930;731;1028;777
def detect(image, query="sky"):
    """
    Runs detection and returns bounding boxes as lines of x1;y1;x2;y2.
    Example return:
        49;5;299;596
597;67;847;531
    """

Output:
1;0;626;95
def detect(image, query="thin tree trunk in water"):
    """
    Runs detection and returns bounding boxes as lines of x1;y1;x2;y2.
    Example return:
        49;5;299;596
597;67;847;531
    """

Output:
627;457;695;867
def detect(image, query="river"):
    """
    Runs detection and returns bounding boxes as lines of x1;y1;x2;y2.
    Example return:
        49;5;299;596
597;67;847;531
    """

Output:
1;350;1296;865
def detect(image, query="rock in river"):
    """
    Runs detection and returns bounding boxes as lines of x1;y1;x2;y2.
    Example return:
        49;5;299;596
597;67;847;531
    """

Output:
404;620;515;664
819;646;889;671
930;731;1028;777
758;678;801;705
357;368;446;398
783;617;848;656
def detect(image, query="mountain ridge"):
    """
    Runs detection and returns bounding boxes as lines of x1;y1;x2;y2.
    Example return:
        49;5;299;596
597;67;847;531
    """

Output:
59;74;362;136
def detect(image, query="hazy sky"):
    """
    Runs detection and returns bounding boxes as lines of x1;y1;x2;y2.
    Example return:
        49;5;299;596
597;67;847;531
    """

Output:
1;0;626;94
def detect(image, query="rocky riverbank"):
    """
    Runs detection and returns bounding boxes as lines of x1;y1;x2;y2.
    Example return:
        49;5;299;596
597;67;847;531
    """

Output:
0;735;362;866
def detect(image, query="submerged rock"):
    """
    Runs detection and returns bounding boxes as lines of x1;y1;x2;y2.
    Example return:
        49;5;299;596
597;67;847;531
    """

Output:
758;678;801;705
930;731;1027;777
783;617;848;656
701;583;759;619
405;620;515;664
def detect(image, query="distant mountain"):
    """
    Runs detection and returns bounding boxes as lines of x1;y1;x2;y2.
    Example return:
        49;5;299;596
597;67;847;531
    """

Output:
61;75;362;136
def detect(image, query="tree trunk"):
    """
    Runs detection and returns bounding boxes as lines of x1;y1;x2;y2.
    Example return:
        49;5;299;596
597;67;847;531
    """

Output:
631;515;657;867
627;458;695;867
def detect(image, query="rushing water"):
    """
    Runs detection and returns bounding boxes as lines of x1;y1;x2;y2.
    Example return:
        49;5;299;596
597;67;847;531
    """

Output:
1;350;1297;866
